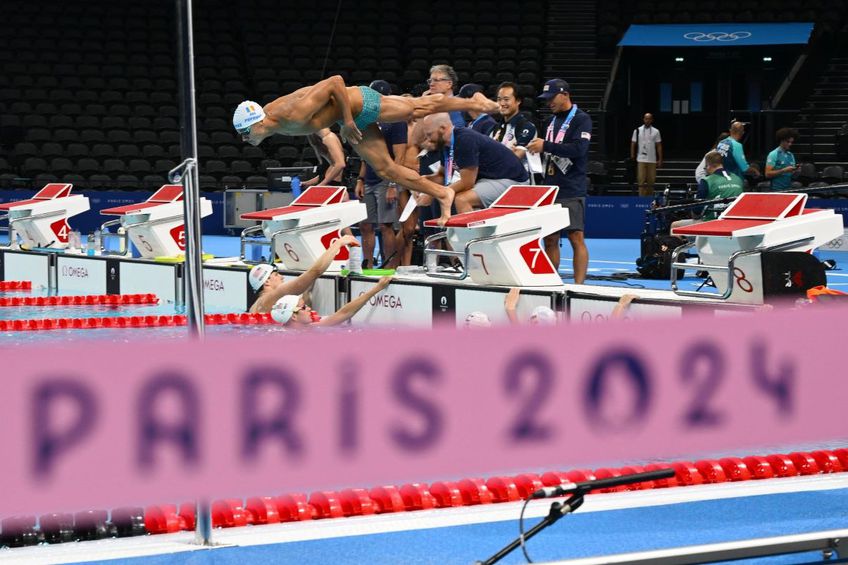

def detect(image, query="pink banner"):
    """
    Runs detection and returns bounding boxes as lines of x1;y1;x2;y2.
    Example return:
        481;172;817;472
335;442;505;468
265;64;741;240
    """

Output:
1;305;845;515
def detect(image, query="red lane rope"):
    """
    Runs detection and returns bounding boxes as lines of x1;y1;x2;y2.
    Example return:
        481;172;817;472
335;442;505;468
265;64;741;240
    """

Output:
0;281;32;291
0;312;273;332
139;448;848;532
0;293;158;308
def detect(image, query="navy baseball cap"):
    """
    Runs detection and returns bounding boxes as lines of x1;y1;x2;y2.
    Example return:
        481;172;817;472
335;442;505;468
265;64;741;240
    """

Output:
369;80;392;96
457;83;484;98
538;79;570;99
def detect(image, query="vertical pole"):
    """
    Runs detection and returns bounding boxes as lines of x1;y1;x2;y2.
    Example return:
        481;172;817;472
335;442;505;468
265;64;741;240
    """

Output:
175;0;210;545
175;0;205;338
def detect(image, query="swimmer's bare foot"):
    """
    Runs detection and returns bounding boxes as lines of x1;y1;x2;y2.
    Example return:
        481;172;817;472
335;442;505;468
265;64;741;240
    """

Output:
472;92;499;114
436;186;455;226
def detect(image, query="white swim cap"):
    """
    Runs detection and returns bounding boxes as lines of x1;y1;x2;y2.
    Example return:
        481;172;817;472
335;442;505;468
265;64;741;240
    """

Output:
233;100;266;132
249;263;275;291
464;311;492;328
529;306;557;325
271;294;301;325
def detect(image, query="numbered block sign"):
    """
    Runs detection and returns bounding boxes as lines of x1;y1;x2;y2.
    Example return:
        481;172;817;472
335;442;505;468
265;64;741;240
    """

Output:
240;186;365;273
0;184;88;250
99;185;211;259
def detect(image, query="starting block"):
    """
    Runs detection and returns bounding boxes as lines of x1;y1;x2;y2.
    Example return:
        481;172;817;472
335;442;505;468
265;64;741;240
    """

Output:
0;184;89;249
240;186;366;272
422;185;568;286
99;185;211;258
670;192;843;303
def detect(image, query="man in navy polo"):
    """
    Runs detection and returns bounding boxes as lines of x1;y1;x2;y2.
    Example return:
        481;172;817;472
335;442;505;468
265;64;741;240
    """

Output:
354;79;407;268
458;83;498;136
421;112;528;214
527;78;592;284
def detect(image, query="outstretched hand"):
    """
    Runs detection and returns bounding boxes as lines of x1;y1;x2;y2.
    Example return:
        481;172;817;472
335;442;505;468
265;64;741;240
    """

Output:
341;122;363;145
337;234;360;248
376;276;393;289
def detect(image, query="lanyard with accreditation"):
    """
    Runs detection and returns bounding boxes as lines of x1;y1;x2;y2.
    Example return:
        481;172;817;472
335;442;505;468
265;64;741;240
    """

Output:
544;104;578;177
443;130;457;186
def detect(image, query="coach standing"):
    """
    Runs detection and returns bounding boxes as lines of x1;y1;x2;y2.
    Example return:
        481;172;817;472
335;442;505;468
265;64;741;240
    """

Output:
527;79;592;284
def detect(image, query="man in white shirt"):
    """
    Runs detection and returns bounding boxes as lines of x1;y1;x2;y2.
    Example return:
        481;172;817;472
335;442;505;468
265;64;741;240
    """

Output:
630;113;663;197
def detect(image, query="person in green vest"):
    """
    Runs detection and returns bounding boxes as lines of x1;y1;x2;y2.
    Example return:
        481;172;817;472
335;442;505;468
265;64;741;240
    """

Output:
697;150;745;219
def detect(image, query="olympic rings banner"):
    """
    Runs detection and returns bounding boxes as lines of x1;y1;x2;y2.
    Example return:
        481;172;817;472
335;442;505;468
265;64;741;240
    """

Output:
1;304;846;515
619;23;814;47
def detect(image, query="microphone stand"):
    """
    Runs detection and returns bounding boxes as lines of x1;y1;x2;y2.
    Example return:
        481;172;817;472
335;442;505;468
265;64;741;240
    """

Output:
477;468;676;565
476;490;587;565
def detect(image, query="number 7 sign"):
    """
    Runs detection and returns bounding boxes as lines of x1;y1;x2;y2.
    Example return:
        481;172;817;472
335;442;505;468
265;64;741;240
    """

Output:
519;240;555;274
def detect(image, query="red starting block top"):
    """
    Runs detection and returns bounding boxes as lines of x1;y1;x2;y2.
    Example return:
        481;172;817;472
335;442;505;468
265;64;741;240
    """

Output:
424;207;524;228
672;218;773;237
241;205;311;221
149;185;184;203
491;185;558;208
100;185;185;216
672;193;815;237
0;183;74;211
721;193;806;220
292;186;346;207
423;185;560;228
240;186;348;221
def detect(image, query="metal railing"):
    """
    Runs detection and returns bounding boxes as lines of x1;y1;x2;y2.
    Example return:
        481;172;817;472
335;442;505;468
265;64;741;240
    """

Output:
423;227;542;281
670;236;815;300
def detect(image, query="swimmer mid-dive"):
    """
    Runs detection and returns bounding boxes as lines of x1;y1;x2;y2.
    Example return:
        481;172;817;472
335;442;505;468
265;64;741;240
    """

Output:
232;75;499;225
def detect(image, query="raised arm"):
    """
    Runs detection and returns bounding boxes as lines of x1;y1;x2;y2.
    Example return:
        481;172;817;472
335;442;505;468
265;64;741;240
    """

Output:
318;276;392;326
274;234;359;300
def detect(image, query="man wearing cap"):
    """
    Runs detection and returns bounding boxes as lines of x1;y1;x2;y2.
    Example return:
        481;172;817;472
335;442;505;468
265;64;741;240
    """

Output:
421;112;528;214
271;276;392;328
355;80;407;268
233;75;498;225
248;234;359;314
491;82;537;162
527;79;592;284
458;84;498;136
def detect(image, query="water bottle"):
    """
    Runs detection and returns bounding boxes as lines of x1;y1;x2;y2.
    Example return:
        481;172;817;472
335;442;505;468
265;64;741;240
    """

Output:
117;226;127;254
291;176;302;197
69;230;81;252
86;234;95;256
93;229;101;255
348;245;363;274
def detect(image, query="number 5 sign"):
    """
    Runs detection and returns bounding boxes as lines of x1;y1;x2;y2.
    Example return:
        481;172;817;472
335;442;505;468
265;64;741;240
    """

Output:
169;225;186;251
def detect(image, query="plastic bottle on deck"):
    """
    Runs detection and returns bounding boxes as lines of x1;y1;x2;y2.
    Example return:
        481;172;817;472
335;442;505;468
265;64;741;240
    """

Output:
93;229;101;254
348;245;362;274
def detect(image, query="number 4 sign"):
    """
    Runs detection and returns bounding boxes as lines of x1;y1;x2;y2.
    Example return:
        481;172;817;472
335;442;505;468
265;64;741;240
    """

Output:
50;219;70;244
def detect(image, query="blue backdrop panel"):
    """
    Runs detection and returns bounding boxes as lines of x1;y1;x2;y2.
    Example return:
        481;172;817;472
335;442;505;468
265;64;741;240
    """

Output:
619;23;814;47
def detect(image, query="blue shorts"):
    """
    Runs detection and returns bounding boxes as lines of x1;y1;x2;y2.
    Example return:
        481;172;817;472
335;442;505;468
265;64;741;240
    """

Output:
352;85;382;130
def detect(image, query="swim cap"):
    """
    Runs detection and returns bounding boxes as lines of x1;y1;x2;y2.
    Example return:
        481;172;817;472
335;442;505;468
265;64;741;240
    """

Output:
369;80;392;96
529;306;557;325
464;311;491;328
233;100;265;132
248;263;275;291
271;294;301;324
